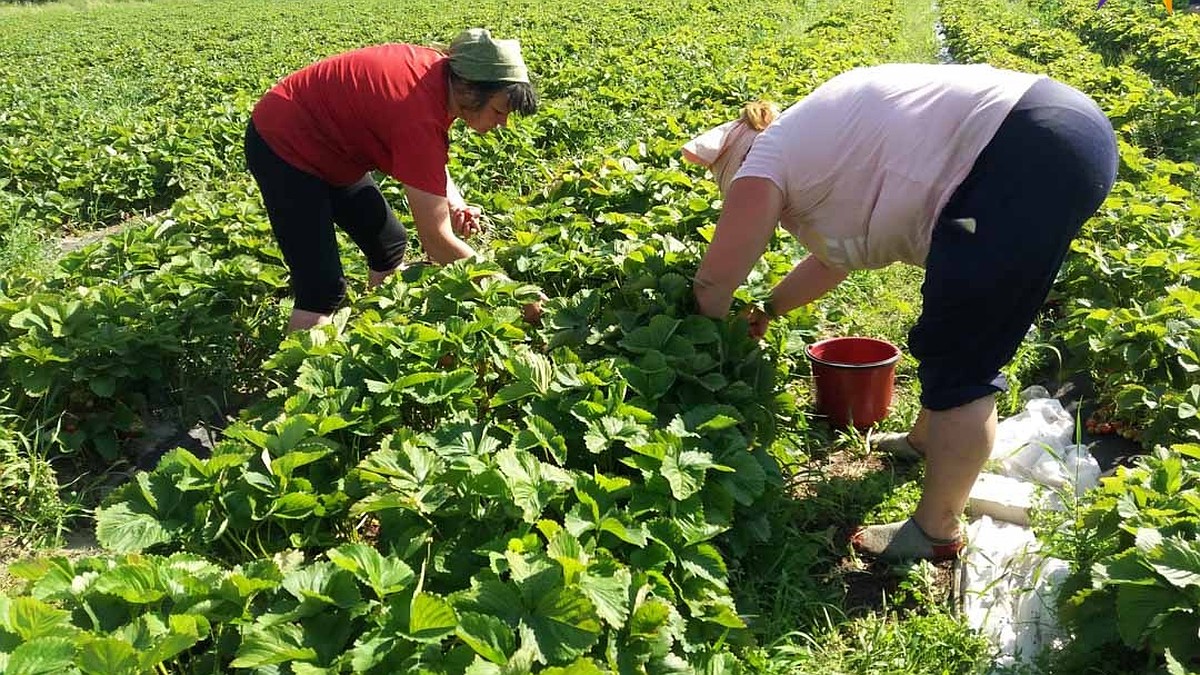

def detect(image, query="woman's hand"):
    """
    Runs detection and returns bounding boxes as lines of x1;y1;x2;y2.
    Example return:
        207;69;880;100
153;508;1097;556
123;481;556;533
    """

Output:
522;291;550;325
744;306;771;340
406;186;478;263
450;204;485;238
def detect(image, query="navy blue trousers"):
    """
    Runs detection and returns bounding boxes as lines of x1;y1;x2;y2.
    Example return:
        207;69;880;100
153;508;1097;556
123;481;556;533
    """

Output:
910;78;1118;410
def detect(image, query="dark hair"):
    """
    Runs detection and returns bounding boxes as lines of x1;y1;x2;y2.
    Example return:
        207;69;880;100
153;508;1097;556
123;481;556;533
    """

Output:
449;72;538;116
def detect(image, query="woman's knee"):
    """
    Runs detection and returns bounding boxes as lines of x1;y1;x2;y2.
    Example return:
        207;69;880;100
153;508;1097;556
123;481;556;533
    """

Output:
292;276;347;315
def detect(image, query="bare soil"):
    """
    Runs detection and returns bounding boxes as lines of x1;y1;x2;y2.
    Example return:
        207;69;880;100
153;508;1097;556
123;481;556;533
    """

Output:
0;527;101;595
790;445;960;618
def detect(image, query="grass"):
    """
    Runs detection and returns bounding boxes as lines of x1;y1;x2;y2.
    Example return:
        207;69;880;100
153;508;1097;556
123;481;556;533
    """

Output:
754;609;992;674
0;217;54;281
0;417;73;550
893;0;941;63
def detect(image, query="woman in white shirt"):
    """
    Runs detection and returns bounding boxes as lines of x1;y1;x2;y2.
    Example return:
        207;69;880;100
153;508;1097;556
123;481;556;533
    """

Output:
685;64;1118;561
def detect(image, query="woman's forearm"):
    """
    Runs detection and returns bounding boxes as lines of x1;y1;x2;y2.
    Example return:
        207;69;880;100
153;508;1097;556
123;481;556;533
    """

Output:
769;254;848;315
407;185;477;263
693;177;785;316
445;169;467;209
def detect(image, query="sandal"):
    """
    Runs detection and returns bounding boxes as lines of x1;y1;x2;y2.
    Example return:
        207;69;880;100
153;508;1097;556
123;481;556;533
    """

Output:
870;431;925;462
851;518;964;562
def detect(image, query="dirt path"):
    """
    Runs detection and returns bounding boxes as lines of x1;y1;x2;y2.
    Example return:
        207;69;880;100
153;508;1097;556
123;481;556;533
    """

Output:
55;208;169;257
0;528;102;595
57;221;136;255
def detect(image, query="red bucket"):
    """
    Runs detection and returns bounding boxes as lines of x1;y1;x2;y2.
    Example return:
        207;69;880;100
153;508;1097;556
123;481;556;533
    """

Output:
805;337;901;429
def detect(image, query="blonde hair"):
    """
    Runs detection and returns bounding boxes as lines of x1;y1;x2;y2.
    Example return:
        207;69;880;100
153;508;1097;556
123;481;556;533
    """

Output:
740;101;779;131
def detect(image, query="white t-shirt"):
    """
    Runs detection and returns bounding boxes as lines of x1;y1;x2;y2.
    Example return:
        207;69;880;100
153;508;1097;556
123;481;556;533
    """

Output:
736;63;1043;269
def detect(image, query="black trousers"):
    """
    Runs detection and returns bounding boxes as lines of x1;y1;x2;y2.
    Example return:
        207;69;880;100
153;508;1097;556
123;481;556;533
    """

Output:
244;121;408;314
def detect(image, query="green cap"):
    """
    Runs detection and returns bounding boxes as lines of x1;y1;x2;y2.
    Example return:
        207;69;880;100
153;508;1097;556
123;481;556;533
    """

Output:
447;28;529;83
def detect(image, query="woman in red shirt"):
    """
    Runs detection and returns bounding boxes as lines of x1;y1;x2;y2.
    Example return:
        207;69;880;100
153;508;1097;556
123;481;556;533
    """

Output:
245;29;538;331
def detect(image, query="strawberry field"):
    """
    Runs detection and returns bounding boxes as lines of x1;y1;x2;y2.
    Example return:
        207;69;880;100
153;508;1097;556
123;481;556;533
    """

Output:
0;0;1197;672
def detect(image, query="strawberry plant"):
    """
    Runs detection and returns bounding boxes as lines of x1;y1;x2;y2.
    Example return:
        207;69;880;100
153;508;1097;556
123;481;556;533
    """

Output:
1036;446;1200;671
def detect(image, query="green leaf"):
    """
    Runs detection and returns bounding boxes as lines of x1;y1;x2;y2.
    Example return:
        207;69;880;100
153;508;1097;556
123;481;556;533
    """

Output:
680;544;728;584
649;653;693;673
673;507;727;546
542;658;608;675
618;316;681;354
682;579;744;628
677;315;720;344
267;416;317;454
270;449;332;480
507;347;554;395
6;636;76;675
546;531;586;576
395;370;477;403
598;516;648;547
660;449;716;501
695;414;739;432
1116;584;1180;647
689;371;728;391
76;637;140;675
139;614;206;669
317;416;351;435
88;376;116;398
93;563;166;604
5;558;55;584
282;562;362;608
629;596;671;636
715;451;767;505
465;580;524;625
1166;648;1188;675
620;351;675;400
9;307;48;331
292;662;336;675
8;597;71;640
528;587;601;663
1095;549;1155;586
300;611;356;667
230;624;318;668
455;612;515;664
345;633;405;672
270;492;319;519
497;447;551;523
514;415;569;465
326;544;415;599
409;592;458;641
583;415;647;456
1152;613;1200;663
705;652;741;675
490;381;538;407
578;567;632;629
1152;538;1200;589
94;503;172;553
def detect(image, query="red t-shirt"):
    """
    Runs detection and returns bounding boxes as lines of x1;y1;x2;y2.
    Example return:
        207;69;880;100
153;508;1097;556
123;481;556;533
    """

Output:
251;44;453;195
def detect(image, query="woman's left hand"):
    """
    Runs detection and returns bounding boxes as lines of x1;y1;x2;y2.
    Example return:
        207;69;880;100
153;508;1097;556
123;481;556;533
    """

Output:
450;204;485;238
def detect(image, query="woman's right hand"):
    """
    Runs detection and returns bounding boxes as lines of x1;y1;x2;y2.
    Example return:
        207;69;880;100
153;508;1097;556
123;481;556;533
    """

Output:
745;307;771;340
406;186;478;263
522;292;549;325
450;204;484;238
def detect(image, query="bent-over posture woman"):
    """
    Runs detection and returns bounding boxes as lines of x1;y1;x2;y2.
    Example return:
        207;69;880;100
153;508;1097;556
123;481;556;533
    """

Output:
684;63;1117;561
246;28;538;331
